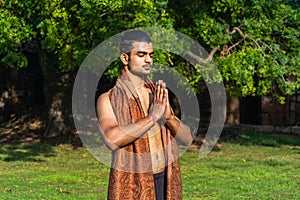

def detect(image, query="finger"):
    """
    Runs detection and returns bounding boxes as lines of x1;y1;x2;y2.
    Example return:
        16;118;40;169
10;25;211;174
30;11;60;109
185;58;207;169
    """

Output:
156;82;162;102
155;81;161;103
165;88;169;103
163;88;168;107
159;83;165;102
161;81;166;95
164;83;168;101
154;81;159;103
155;81;161;100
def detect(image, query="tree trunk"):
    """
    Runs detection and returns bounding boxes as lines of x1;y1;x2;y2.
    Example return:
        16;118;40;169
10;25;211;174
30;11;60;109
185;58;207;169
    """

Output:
38;50;75;139
226;97;240;124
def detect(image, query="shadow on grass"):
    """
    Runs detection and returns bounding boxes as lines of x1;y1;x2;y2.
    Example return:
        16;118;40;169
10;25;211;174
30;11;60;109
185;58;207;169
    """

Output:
0;142;56;162
0;110;82;162
221;128;300;148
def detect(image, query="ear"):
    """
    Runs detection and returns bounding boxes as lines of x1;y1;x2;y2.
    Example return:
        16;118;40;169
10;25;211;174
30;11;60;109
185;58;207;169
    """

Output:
120;53;129;65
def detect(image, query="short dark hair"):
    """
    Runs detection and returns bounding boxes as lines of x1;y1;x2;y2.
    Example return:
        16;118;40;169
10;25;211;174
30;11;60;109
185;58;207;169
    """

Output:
120;30;152;55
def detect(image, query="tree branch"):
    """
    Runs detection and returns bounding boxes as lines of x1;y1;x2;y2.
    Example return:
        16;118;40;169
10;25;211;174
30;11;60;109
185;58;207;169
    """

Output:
249;38;266;56
226;38;246;54
218;17;245;37
231;27;247;39
217;18;248;56
208;47;218;60
186;51;205;64
187;45;218;64
99;12;132;18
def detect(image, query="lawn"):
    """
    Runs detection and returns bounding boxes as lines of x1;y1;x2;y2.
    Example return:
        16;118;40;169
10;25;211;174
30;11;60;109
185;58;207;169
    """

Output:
0;131;299;199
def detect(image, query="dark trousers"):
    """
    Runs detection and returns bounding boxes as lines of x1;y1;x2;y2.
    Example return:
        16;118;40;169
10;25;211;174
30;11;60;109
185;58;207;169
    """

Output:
153;171;166;200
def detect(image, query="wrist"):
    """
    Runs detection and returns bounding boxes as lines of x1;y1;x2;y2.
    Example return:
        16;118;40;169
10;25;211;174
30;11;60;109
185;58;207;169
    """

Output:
149;114;157;125
165;114;175;121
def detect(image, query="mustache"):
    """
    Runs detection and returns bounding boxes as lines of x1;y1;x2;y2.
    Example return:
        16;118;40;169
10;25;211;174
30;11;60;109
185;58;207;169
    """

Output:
142;64;152;68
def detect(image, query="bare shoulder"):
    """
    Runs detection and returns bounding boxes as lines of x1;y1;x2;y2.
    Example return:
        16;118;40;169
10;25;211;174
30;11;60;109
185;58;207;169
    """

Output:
96;89;116;121
97;89;111;106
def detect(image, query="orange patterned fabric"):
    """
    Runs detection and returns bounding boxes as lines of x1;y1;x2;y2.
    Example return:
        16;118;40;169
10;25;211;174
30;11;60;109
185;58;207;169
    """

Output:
107;70;182;200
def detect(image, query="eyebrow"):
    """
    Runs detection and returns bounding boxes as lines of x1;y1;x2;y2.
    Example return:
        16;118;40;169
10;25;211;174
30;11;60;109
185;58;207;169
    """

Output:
136;51;154;54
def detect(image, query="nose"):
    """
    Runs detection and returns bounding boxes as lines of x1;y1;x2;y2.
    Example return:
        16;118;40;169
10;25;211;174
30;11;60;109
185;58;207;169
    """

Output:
145;54;152;63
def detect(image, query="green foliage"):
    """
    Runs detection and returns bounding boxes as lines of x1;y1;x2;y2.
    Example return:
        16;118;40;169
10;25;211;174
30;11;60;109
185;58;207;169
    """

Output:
1;0;299;101
1;0;173;72
0;7;32;67
170;0;300;101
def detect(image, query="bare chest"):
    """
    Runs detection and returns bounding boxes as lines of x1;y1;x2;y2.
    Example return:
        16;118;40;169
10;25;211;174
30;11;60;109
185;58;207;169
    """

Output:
136;87;151;114
136;86;165;173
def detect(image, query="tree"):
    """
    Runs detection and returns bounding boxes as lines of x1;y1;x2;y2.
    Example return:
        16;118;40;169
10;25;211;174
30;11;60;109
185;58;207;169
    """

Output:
0;4;32;68
1;0;174;137
169;0;300;103
1;0;300;138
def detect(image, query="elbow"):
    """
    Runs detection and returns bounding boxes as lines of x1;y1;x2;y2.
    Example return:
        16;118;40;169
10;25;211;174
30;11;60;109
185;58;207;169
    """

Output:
105;140;119;151
100;135;117;151
104;135;124;151
180;137;193;147
186;127;193;144
100;129;123;151
178;126;193;147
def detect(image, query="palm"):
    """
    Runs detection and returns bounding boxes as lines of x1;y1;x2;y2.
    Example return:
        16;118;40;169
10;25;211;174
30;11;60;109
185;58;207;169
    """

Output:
164;93;172;120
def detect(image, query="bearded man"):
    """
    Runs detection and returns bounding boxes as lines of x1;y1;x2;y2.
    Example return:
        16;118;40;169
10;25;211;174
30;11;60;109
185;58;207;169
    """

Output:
97;29;192;200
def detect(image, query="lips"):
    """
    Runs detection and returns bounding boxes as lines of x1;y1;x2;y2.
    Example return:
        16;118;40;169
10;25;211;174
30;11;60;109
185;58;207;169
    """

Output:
143;64;152;70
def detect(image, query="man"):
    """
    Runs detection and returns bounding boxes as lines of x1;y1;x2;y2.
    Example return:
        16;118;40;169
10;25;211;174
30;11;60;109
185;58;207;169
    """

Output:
97;29;192;200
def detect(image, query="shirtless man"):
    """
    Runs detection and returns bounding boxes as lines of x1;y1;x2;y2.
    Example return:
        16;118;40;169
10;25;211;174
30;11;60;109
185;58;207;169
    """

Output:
97;30;192;200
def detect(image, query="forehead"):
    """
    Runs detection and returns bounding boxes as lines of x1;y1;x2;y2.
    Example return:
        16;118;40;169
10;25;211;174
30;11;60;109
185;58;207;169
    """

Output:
131;41;153;52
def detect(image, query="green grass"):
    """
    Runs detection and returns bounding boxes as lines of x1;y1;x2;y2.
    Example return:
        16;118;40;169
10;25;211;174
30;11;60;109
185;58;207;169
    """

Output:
1;131;300;199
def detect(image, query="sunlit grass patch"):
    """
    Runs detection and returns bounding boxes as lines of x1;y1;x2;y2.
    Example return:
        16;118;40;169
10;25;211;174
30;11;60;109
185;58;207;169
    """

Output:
0;131;299;199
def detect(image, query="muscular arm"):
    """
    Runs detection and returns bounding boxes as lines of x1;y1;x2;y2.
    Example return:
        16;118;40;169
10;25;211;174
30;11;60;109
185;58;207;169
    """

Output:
97;81;192;150
165;115;192;146
97;92;154;151
97;87;166;151
163;84;192;146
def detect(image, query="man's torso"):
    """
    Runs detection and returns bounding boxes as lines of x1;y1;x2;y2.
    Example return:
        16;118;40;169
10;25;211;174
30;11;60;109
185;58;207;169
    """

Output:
136;86;166;174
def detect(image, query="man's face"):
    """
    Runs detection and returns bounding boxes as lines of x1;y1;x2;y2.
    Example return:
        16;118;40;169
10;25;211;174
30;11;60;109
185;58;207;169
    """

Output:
127;41;154;77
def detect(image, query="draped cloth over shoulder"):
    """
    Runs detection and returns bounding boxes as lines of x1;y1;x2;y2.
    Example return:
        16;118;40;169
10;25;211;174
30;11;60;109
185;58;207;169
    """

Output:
107;70;182;200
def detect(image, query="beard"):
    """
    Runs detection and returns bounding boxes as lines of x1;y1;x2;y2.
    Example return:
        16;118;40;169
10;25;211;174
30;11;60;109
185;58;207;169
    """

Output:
128;64;152;77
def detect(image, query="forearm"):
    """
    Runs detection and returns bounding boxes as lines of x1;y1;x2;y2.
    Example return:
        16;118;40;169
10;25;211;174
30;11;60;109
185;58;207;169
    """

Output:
103;115;154;150
165;116;192;146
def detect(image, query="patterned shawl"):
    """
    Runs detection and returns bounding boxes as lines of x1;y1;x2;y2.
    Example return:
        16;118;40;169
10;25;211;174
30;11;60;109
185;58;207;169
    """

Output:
107;70;182;200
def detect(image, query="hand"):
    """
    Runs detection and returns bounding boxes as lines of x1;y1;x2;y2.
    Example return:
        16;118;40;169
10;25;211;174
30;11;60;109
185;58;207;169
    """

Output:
164;87;173;120
149;80;168;121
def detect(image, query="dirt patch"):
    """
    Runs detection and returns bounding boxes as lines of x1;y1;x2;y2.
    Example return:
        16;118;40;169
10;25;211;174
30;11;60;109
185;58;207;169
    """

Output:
0;111;81;146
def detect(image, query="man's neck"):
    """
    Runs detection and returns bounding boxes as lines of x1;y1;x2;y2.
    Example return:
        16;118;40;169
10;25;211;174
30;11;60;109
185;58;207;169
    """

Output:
125;68;147;89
